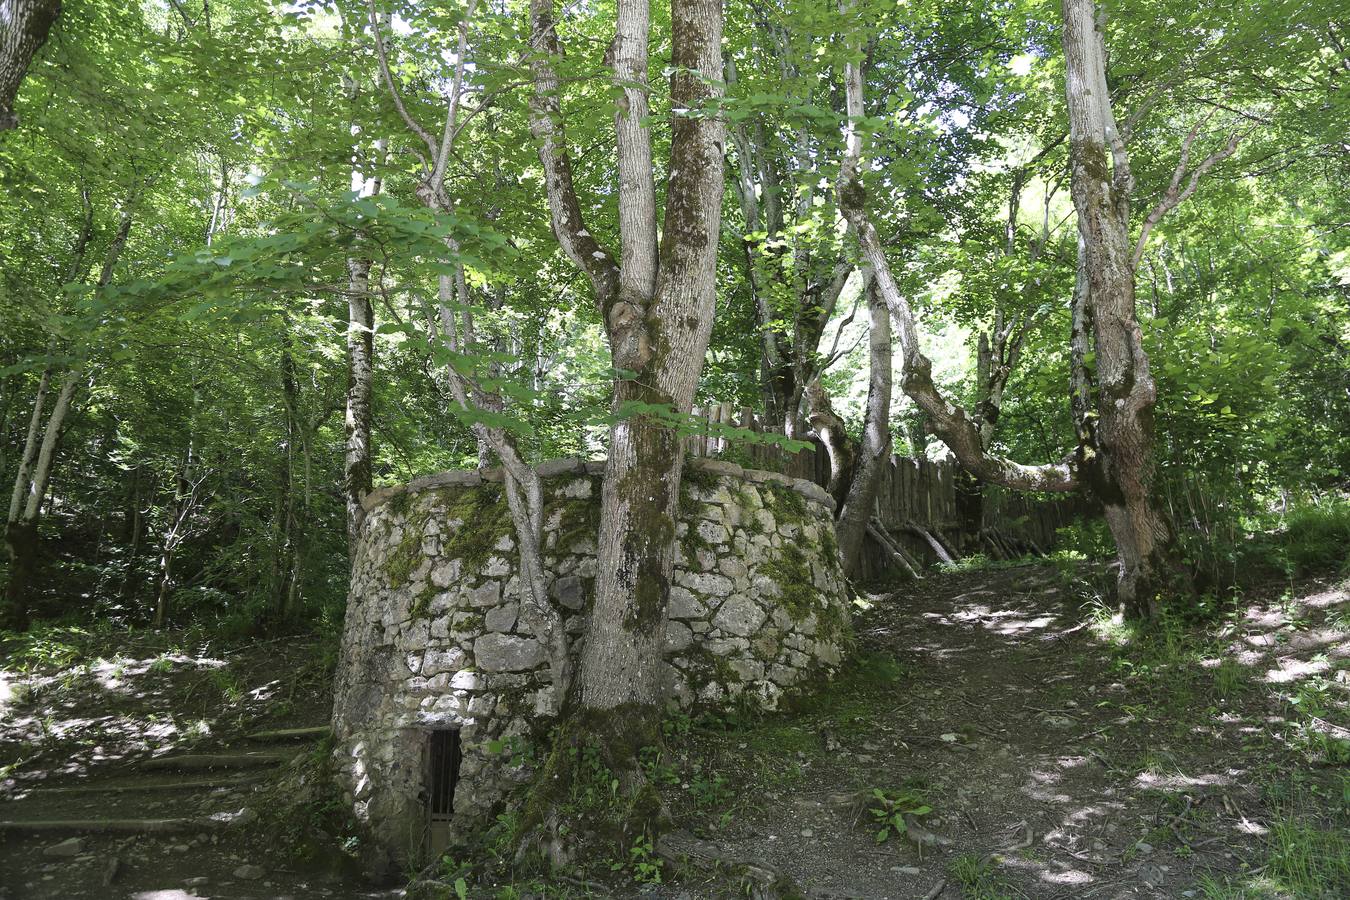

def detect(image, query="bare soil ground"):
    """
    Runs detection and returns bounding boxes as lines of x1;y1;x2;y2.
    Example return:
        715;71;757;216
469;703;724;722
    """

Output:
644;563;1350;899
1;562;1346;899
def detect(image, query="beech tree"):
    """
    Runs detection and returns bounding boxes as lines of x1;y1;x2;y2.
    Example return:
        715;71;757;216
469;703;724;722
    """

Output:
0;0;61;131
522;0;726;845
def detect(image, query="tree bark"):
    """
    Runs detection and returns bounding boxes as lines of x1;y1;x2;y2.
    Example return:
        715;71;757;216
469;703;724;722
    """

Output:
343;117;382;550
521;0;725;855
575;0;725;736
834;279;892;578
344;255;374;549
836;4;1077;496
0;0;61;131
1061;0;1187;618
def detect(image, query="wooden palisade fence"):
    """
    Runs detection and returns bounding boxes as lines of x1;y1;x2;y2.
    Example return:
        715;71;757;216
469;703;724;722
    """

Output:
686;403;1087;578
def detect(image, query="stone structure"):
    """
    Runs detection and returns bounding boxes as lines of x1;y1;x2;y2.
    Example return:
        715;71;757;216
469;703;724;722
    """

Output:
331;458;849;869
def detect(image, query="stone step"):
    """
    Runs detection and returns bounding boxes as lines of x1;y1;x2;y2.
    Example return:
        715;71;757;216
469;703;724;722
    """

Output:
136;752;291;772
243;724;329;743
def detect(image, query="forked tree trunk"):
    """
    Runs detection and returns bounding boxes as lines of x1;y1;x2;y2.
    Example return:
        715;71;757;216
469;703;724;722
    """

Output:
2;367;79;628
0;0;61;131
835;279;892;578
574;0;725;749
523;0;725;854
1061;0;1187;618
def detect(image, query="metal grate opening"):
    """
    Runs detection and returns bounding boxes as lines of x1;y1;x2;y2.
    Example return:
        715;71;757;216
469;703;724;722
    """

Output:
427;729;462;821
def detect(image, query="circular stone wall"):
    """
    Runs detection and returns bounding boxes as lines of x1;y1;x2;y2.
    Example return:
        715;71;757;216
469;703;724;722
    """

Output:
331;457;848;869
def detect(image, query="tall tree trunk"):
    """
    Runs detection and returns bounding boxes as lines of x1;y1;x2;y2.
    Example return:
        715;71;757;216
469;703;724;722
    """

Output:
0;0;61;131
343;128;381;549
273;336;298;624
835;279;892;578
523;0;725;854
2;367;79;628
1061;0;1187;619
574;0;725;748
344;259;374;549
121;465;144;602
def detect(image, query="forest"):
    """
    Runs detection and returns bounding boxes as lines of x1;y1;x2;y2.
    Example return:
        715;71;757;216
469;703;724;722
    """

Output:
0;0;1347;897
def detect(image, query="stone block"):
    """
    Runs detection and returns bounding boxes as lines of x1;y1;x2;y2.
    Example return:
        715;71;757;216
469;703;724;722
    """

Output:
559;477;592;499
678;570;732;597
468;582;501;607
719;557;748;579
473;633;546;672
691;458;744;479
705;636;750;656
696;520;729;546
408;470;482;492
664;620;694;652
485;603;518;633
728;658;764;682
430;560;461;589
667;587;703;620
712;595;767;637
535;458;583;478
553;575;586;611
792;478;831;506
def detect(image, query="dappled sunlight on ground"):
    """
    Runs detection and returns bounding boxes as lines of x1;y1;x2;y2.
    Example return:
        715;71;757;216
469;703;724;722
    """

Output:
673;562;1348;899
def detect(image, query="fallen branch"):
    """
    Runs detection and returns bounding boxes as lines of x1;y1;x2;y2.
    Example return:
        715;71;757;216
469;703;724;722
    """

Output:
904;521;955;564
867;519;922;579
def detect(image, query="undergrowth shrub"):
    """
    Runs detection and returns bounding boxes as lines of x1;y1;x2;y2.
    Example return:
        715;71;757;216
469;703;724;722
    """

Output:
1281;500;1350;576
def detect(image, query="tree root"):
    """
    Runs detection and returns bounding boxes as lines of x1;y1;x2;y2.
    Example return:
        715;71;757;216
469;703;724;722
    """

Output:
655;830;807;900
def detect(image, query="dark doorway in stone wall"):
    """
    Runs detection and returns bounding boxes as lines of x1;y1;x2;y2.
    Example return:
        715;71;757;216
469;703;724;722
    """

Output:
425;729;461;858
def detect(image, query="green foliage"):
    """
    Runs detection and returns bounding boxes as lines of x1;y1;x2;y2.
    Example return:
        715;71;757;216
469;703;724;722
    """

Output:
949;853;1012;900
866;787;932;844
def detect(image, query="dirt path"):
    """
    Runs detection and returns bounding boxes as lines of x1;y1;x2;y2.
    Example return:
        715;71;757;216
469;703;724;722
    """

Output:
649;563;1349;899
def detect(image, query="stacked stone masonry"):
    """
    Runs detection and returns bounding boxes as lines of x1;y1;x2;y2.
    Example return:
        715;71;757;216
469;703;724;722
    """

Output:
331;457;849;868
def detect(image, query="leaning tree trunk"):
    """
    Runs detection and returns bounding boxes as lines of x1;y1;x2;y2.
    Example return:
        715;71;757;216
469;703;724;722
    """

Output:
835;279;892;578
0;0;61;131
1061;0;1186;619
